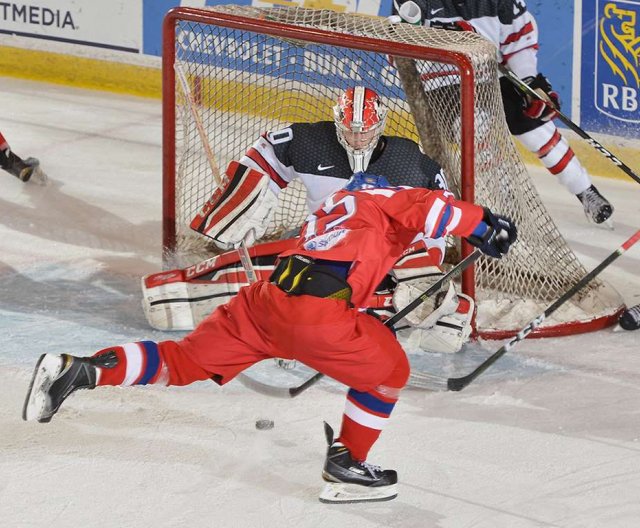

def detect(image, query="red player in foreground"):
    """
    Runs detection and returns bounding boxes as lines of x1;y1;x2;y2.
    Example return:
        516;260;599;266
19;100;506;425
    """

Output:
23;173;516;503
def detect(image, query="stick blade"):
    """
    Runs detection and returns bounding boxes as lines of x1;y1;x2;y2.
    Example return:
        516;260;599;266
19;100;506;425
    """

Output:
447;375;472;391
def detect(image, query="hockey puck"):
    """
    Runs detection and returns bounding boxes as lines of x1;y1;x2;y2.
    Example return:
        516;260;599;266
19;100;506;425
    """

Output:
255;419;274;430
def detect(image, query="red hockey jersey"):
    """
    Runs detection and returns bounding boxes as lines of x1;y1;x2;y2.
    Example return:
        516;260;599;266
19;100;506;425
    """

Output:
280;187;484;307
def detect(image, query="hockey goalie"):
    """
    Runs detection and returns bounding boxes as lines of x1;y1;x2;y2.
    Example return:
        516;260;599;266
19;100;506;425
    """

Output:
144;86;475;355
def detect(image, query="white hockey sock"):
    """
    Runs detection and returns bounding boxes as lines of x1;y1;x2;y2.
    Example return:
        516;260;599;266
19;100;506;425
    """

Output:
516;122;591;195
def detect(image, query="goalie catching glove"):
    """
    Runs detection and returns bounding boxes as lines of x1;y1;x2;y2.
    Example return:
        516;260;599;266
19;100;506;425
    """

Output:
522;73;560;122
390;0;422;25
466;208;517;259
190;161;278;249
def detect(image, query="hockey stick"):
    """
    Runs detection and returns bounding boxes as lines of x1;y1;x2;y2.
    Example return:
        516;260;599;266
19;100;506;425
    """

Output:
175;64;223;184
446;229;640;392
237;230;258;284
499;64;640;185
384;249;482;328
178;64;262;277
277;249;484;398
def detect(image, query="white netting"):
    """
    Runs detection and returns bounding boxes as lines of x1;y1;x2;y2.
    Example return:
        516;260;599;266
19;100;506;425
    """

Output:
165;6;622;336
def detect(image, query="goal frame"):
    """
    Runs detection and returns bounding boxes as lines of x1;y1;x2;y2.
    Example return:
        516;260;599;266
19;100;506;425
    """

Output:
161;6;622;339
162;6;478;300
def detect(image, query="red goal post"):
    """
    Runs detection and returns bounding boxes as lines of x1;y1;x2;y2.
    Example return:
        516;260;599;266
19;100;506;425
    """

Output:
162;5;624;338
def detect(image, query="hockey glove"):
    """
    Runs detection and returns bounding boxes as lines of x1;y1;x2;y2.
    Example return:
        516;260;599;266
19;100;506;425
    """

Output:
428;20;476;32
522;73;560;121
466;208;517;259
394;0;423;25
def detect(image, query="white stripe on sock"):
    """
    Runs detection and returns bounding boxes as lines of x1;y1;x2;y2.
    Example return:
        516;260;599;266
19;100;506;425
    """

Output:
122;342;143;386
344;399;388;430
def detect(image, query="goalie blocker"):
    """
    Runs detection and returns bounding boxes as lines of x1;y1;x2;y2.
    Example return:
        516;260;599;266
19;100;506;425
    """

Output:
190;161;278;249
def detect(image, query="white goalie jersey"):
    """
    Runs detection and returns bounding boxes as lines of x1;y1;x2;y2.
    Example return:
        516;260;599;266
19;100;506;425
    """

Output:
393;0;540;79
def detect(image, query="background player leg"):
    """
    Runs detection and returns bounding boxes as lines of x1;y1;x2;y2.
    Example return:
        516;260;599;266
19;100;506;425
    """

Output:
499;79;613;225
515;123;613;225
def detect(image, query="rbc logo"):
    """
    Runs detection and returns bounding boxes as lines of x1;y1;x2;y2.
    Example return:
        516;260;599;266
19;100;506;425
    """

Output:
595;1;640;122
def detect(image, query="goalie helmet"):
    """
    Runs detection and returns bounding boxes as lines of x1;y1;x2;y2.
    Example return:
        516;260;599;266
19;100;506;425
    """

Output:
334;86;387;172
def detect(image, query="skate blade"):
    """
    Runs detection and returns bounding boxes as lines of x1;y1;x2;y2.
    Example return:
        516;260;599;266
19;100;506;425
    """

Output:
586;215;614;231
28;166;48;186
318;482;398;504
22;354;63;422
597;218;614;231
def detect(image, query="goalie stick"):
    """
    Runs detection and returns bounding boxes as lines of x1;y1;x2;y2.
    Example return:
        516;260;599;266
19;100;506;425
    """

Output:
239;249;483;398
499;64;640;186
175;63;224;184
444;229;640;392
237;230;258;284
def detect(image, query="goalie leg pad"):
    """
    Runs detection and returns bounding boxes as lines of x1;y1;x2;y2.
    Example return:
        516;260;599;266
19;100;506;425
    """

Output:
142;241;288;331
142;275;239;331
408;293;475;354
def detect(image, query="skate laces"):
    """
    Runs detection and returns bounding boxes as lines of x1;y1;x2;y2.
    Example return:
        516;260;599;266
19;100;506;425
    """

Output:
578;186;611;220
360;461;383;478
626;305;640;321
580;187;601;210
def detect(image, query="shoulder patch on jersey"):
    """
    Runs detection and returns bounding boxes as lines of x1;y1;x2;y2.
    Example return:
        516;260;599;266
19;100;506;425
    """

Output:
303;228;348;251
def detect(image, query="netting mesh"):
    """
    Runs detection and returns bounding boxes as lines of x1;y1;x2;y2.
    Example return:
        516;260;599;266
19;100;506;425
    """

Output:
166;6;622;335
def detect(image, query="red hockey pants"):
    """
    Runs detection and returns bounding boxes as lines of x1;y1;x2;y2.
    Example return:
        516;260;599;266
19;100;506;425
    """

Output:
159;281;409;392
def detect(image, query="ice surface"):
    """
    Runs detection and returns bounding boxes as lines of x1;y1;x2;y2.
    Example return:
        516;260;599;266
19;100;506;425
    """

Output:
1;77;640;527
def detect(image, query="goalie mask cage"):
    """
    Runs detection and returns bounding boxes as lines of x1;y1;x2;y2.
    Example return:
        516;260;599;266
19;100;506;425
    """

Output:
162;5;623;339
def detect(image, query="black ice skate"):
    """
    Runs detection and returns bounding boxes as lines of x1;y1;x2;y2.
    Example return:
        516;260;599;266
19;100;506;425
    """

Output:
576;185;613;224
1;149;47;184
22;352;115;423
619;304;640;331
319;422;398;504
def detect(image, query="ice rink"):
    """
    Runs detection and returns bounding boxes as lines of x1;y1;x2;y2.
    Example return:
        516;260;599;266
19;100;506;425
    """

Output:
1;76;639;527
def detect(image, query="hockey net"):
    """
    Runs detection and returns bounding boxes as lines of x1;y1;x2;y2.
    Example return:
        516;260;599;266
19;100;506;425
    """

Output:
162;5;623;338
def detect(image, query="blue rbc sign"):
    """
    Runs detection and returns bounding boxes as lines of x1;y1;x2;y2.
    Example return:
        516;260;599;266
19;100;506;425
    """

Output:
582;0;640;137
